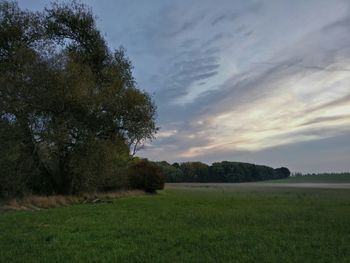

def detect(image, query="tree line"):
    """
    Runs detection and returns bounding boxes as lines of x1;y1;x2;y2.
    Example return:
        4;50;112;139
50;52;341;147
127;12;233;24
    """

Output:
155;161;290;183
292;172;350;177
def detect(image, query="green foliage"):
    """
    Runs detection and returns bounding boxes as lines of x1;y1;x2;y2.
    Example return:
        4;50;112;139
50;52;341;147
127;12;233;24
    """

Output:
274;167;291;178
155;161;290;183
0;1;157;196
155;161;184;182
180;162;209;182
208;161;291;182
0;119;36;198
128;160;165;193
69;137;130;193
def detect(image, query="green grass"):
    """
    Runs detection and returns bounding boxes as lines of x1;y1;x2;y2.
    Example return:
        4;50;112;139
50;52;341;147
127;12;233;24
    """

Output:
1;187;350;262
266;174;350;183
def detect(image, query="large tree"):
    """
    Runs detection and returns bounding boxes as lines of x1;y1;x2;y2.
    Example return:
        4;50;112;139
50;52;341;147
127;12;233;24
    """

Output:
0;1;157;196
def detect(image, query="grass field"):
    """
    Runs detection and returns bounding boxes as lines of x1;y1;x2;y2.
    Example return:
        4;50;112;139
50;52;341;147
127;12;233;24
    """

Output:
265;174;350;183
1;186;350;262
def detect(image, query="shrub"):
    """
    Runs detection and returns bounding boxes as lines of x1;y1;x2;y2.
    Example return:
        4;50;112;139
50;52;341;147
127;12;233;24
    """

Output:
128;160;165;193
274;167;291;178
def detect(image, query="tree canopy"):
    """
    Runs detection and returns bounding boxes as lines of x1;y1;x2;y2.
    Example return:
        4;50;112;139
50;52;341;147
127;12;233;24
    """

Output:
155;161;290;183
0;1;157;197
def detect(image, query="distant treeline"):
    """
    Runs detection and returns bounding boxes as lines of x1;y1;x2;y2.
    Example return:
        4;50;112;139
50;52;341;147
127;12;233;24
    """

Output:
155;161;290;183
292;172;350;177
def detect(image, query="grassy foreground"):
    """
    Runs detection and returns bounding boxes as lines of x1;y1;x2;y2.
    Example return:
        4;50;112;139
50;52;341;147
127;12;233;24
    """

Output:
1;187;350;262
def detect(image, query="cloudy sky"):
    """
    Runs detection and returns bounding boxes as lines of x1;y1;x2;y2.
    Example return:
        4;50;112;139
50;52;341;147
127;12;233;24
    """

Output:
19;0;350;172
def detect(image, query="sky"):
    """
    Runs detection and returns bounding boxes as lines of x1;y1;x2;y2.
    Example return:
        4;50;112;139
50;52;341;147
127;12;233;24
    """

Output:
18;0;350;173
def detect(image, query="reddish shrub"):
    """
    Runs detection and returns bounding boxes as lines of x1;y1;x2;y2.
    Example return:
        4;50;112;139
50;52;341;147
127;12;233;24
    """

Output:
128;160;165;193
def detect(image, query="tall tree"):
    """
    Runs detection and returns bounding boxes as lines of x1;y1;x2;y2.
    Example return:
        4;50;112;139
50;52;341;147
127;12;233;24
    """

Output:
0;1;157;195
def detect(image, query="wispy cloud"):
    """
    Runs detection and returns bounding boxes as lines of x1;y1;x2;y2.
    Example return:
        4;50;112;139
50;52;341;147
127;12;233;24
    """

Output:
139;0;350;172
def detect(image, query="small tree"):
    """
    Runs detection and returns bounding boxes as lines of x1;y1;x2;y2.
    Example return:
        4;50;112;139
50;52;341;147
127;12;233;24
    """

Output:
128;160;165;193
274;167;291;178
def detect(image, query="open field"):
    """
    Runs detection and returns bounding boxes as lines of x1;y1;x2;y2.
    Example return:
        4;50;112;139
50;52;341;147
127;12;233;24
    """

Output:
1;185;350;262
265;175;350;183
167;182;350;190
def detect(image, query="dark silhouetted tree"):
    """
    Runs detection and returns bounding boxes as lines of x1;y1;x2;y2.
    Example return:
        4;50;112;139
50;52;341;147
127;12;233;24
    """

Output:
0;1;157;196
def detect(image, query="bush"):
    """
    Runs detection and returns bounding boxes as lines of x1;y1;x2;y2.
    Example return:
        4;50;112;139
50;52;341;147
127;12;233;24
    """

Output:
128;160;165;193
274;167;291;178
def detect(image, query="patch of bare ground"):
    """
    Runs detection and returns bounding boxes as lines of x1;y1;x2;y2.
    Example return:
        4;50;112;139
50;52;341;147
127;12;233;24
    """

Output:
0;190;144;211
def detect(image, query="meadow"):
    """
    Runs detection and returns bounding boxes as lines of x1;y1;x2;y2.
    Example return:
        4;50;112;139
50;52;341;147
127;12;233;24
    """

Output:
1;185;350;262
266;174;350;183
